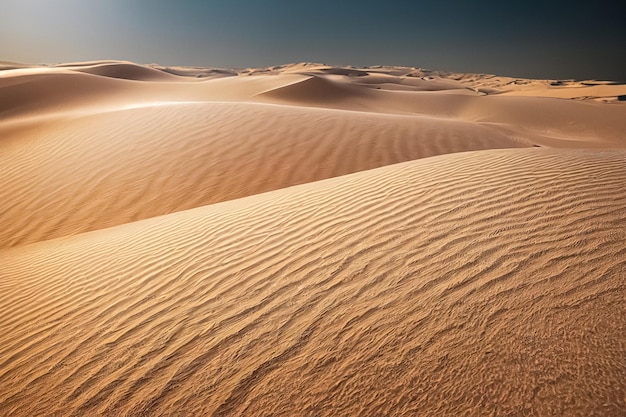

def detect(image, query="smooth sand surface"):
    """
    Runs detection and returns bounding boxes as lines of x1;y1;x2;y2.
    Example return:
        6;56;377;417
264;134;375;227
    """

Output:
1;61;625;416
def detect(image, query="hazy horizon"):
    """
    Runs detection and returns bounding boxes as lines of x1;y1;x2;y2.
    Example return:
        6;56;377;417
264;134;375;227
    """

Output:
1;0;625;80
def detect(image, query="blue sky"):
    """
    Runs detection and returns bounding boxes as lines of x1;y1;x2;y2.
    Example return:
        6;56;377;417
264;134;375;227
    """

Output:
1;0;625;80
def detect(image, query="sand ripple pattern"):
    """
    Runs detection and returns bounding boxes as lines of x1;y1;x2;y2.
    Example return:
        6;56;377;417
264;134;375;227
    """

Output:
0;102;526;249
1;148;625;416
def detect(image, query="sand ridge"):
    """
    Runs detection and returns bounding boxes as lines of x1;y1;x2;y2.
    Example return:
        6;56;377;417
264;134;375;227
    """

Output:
1;61;626;416
0;101;532;249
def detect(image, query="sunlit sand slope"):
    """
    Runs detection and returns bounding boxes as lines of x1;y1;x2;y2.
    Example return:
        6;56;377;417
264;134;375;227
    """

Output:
1;148;624;416
0;102;527;249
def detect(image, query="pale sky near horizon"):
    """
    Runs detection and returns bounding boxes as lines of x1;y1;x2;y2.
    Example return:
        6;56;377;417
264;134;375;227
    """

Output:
1;0;625;80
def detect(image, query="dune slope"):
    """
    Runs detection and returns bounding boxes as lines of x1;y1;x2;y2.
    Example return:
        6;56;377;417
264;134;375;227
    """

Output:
3;63;626;250
0;101;528;249
1;149;625;416
2;61;626;416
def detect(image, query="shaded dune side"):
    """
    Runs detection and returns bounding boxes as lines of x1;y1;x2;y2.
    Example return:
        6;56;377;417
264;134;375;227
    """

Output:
70;62;182;81
0;149;625;416
0;61;38;71
256;74;375;105
0;72;131;119
0;102;528;249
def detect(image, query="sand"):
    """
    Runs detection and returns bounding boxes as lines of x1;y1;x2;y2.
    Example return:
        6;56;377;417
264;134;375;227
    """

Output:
1;61;625;416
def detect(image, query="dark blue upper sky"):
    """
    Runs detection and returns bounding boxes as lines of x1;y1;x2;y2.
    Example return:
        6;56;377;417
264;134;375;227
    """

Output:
1;0;625;80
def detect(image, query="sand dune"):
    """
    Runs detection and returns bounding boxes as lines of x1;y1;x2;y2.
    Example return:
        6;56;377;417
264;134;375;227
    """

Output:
1;61;626;416
70;62;182;81
0;101;528;249
0;61;39;71
256;74;374;104
1;149;625;416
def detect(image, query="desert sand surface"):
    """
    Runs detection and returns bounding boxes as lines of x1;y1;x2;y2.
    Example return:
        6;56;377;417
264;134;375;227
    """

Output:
1;61;625;416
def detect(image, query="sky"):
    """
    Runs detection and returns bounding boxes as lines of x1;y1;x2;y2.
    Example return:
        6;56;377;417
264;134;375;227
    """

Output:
1;0;625;80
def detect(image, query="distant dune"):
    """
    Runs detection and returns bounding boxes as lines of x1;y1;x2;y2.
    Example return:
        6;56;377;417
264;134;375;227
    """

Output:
1;61;625;416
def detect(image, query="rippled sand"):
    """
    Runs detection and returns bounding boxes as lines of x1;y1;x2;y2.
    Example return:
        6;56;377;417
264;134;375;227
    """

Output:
1;61;625;416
